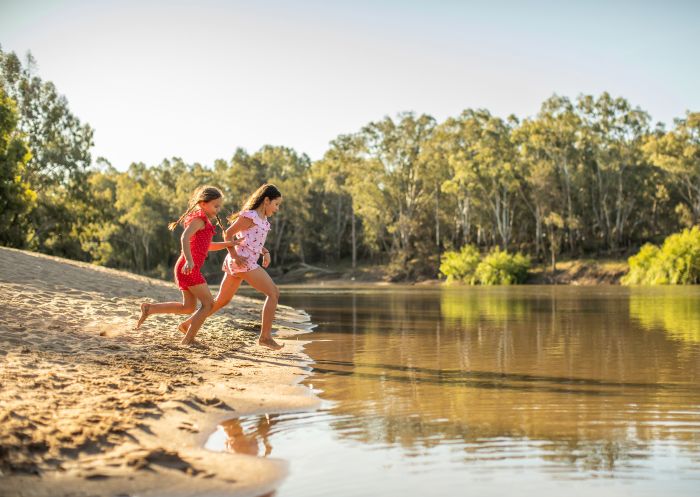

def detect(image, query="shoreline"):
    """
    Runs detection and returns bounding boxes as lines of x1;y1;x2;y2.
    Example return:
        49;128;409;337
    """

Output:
272;258;629;286
0;247;320;497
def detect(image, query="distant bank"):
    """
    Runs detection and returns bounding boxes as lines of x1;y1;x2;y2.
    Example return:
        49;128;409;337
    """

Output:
270;259;629;286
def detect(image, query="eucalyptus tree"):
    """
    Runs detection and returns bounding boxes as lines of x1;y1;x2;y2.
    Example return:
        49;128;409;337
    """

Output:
469;111;521;250
0;88;35;247
357;112;436;277
113;162;174;274
244;145;311;264
343;137;392;259
0;48;94;257
434;109;521;251
644;112;700;226
513;117;561;262
308;134;366;265
577;93;652;251
525;96;583;253
424;113;481;249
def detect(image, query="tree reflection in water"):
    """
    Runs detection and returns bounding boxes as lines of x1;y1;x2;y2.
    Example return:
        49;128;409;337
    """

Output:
629;287;700;344
284;285;700;477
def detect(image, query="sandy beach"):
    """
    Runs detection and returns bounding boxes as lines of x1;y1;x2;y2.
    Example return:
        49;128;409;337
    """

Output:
0;247;319;497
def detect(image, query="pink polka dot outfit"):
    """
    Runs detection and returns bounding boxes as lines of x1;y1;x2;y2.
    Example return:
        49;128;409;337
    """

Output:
174;208;216;290
222;210;270;275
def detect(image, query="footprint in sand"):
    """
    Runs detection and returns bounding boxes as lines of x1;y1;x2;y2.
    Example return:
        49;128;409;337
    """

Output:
177;421;199;433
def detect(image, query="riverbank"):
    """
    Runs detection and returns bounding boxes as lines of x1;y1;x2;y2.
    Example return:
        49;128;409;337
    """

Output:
526;259;629;285
273;258;629;285
0;247;320;497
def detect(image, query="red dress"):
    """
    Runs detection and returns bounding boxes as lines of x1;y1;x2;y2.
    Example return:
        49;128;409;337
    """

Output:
174;209;216;290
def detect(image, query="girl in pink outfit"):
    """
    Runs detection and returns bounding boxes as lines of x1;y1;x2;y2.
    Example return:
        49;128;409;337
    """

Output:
223;207;270;274
180;184;284;350
134;186;238;345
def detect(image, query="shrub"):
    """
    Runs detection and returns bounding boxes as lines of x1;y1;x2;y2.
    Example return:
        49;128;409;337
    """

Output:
440;246;530;285
622;243;661;285
658;227;700;284
622;227;700;285
475;249;530;285
439;245;480;284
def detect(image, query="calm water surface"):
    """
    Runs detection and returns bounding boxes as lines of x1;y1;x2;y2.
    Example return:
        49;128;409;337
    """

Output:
210;285;700;496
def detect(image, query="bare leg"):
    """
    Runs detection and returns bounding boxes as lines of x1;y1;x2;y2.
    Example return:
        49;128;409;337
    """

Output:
135;290;196;329
180;283;214;345
179;273;243;333
240;268;283;350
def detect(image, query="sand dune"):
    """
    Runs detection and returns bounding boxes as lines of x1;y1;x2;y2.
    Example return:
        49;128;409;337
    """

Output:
0;247;319;496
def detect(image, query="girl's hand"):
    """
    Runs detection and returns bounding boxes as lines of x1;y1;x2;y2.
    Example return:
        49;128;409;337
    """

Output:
262;252;271;268
183;259;194;275
222;239;242;249
233;254;248;267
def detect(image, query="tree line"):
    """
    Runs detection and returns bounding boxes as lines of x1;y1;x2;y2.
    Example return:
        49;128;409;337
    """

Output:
1;47;698;281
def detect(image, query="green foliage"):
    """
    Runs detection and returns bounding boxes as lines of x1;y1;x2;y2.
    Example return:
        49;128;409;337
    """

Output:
629;292;700;343
440;290;529;325
475;249;531;285
644;112;700;225
439;245;480;283
622;227;700;285
3;47;700;283
1;47;94;257
440;246;530;285
356;112;437;278
0;88;35;247
622;243;661;285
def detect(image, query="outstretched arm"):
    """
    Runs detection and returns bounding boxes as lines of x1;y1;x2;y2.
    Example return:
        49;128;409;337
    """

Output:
208;240;237;252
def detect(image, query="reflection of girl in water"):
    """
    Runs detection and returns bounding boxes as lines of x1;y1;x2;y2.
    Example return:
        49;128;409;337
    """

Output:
220;415;275;457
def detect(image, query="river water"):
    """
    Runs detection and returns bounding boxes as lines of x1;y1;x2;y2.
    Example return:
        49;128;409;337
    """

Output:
210;285;700;496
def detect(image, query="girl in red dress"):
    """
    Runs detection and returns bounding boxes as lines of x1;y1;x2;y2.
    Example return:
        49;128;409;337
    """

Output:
135;186;238;345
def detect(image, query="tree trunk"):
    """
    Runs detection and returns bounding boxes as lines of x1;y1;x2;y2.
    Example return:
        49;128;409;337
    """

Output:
549;227;558;273
336;195;342;261
535;206;542;260
459;194;471;246
561;157;576;253
142;235;149;272
435;181;440;251
273;218;286;265
298;232;305;264
351;207;357;271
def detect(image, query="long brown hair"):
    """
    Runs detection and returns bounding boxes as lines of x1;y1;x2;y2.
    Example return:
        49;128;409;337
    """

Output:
227;184;282;223
169;185;225;231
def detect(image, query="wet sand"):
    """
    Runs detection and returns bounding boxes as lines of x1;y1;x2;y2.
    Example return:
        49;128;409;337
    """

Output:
0;247;319;497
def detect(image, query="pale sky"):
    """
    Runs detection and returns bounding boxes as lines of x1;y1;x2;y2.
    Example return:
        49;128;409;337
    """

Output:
1;0;698;169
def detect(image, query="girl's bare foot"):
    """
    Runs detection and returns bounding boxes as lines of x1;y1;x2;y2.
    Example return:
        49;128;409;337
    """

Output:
181;328;198;345
258;337;284;350
178;322;189;334
135;302;150;329
180;337;205;348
